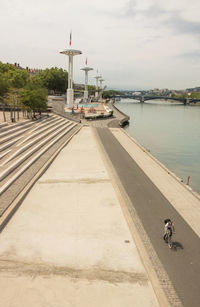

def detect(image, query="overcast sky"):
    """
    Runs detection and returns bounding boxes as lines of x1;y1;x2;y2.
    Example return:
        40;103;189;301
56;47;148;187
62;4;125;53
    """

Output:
1;0;200;90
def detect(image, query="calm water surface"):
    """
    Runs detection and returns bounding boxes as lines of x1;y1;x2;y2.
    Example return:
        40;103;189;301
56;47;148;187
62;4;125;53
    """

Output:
115;99;200;194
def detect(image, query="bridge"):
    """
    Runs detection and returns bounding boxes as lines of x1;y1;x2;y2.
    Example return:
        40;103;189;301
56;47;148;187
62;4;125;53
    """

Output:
115;95;200;105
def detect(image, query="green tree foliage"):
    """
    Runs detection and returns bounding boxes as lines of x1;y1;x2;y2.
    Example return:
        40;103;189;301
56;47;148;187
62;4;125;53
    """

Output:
190;92;200;99
0;73;10;101
5;88;22;107
0;62;48;114
0;61;16;74
88;85;96;96
171;93;187;99
171;92;200;100
0;62;29;102
4;69;29;88
102;90;122;99
4;88;24;121
33;67;68;94
20;88;48;112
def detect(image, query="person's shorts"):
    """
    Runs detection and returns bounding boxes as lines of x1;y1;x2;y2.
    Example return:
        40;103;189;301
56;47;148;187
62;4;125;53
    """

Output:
168;227;172;236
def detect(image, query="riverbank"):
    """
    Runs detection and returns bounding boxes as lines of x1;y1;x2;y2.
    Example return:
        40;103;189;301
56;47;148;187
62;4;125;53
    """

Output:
103;100;200;231
0;127;161;307
111;128;200;235
96;125;200;306
1;111;200;305
1;101;200;305
114;99;200;195
109;99;130;127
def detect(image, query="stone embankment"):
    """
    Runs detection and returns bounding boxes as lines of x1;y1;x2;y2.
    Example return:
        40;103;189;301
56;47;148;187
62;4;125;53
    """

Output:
110;99;130;127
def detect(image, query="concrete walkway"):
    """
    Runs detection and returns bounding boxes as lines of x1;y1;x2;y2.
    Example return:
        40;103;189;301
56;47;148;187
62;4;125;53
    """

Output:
96;127;200;306
111;128;200;237
0;127;159;307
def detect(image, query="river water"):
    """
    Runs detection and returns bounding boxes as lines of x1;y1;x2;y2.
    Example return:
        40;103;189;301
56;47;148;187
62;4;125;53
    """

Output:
115;99;200;194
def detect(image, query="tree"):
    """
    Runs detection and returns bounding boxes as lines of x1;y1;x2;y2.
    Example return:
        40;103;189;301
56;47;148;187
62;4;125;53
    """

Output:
103;90;122;99
0;73;10;101
0;74;10;121
20;88;48;114
190;92;200;99
0;61;16;74
0;62;30;121
88;85;96;96
4;88;23;121
33;67;68;94
3;69;29;88
0;62;29;102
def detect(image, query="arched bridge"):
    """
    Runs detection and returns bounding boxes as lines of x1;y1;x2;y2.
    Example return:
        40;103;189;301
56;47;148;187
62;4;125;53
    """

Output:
114;95;200;105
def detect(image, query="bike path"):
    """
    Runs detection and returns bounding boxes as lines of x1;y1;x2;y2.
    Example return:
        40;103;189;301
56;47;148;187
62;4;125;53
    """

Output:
96;127;200;307
0;127;159;307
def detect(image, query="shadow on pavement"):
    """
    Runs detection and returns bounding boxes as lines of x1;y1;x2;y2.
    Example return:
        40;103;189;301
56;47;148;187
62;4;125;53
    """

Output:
172;241;184;251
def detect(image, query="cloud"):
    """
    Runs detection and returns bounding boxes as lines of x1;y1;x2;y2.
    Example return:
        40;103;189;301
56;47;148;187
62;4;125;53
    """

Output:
165;14;200;37
179;51;200;58
123;1;166;19
175;50;200;65
0;0;200;89
122;1;200;38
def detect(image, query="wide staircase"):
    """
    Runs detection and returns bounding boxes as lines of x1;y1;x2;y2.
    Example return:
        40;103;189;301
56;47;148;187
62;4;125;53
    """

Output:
0;114;80;202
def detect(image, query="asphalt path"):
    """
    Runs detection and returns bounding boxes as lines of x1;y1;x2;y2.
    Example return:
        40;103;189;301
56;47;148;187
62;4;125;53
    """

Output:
96;127;200;307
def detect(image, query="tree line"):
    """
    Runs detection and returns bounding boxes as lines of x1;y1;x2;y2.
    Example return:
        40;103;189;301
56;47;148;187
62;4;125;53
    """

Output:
0;61;68;121
102;89;122;99
171;92;200;99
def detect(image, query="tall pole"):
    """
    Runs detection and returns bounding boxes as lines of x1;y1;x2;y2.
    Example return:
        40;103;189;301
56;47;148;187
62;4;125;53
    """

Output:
60;33;82;108
99;78;105;100
85;70;88;99
99;78;104;89
81;60;93;102
94;71;101;99
85;70;88;90
68;55;73;89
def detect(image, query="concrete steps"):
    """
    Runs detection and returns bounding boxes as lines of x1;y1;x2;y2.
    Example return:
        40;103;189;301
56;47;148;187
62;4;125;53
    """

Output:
0;137;22;152
30;116;58;132
0;123;8;129
0;115;57;149
0;114;65;165
17;117;65;146
0;115;79;195
1;121;72;165
0;122;36;138
0;126;32;146
0;150;11;160
0;120;32;133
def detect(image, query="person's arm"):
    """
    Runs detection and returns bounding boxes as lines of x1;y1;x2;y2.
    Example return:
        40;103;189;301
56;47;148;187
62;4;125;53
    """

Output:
172;223;176;233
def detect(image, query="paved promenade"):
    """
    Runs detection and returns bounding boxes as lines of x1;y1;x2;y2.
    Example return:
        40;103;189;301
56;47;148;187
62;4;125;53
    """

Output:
96;127;200;307
111;128;200;237
0;127;159;307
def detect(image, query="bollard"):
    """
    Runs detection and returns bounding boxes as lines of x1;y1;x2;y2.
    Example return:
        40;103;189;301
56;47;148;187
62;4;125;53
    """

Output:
186;176;190;185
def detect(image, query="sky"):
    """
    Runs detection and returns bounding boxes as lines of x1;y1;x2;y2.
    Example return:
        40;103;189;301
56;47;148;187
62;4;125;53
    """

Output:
1;0;200;90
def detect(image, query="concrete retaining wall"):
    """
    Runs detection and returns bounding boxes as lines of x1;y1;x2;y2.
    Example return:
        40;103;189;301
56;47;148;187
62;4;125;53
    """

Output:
48;96;65;115
111;99;130;126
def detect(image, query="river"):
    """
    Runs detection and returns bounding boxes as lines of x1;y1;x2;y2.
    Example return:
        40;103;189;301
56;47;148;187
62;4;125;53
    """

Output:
115;99;200;195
